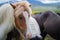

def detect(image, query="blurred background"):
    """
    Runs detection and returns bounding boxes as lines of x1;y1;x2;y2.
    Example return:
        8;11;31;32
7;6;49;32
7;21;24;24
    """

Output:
0;0;60;40
28;0;60;14
0;0;60;14
27;0;60;14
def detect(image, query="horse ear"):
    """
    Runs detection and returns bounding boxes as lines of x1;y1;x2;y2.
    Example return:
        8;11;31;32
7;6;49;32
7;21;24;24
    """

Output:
10;3;16;9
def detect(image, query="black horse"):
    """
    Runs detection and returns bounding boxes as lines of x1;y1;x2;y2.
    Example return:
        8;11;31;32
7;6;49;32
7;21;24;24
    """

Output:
32;11;60;40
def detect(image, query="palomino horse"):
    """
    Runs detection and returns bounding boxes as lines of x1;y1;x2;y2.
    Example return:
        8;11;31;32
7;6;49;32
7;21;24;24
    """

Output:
32;11;60;40
0;1;32;40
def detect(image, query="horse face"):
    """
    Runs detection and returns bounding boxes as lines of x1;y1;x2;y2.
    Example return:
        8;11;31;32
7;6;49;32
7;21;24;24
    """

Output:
10;1;32;40
14;12;28;31
14;2;31;31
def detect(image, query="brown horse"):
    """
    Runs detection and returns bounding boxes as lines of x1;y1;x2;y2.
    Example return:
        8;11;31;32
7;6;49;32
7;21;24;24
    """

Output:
32;11;60;40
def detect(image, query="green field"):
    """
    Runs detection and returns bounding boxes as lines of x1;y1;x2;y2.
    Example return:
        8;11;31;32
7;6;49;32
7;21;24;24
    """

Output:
31;6;60;14
44;35;55;40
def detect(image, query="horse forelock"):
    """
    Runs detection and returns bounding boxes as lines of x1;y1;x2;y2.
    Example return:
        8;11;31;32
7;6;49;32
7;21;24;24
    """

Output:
14;6;25;17
12;1;32;17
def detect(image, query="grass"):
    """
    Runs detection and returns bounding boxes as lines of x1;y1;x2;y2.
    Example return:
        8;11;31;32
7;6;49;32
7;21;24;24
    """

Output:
44;35;55;40
32;8;47;14
53;9;60;13
31;6;60;14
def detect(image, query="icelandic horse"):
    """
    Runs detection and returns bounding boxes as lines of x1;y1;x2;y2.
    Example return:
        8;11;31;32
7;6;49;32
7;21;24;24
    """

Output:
0;1;32;40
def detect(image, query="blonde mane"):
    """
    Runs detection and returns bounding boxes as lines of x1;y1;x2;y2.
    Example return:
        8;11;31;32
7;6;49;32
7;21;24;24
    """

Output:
13;1;32;17
0;1;32;40
0;4;14;40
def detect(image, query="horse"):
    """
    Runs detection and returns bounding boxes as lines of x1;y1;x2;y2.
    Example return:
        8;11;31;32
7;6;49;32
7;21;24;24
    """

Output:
31;11;60;40
6;3;42;40
6;13;42;40
0;1;32;40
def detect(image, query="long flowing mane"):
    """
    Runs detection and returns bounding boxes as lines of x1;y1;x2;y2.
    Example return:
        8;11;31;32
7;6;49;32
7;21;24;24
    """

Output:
0;1;32;40
0;4;14;40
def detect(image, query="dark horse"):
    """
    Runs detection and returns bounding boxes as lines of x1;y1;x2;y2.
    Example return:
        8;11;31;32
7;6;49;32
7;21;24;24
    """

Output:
32;11;60;40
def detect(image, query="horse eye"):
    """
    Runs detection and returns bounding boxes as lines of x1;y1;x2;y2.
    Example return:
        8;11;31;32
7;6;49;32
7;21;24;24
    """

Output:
29;5;31;7
19;16;23;20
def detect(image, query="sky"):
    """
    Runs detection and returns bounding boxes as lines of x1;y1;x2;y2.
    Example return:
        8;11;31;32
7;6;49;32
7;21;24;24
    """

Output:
37;0;60;3
0;0;21;3
0;0;60;3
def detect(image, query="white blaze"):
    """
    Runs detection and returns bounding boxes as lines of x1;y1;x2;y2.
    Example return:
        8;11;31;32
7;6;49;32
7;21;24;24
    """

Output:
23;11;29;30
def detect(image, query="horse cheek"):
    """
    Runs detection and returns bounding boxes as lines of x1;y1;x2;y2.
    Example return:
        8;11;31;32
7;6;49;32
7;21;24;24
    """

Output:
21;20;27;31
14;17;21;30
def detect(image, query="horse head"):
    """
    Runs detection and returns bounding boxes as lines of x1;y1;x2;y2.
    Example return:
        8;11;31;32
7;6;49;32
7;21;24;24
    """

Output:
10;1;32;40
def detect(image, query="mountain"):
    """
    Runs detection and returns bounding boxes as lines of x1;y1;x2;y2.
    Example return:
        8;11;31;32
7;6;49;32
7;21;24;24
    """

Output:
27;0;60;7
0;0;60;8
27;0;44;6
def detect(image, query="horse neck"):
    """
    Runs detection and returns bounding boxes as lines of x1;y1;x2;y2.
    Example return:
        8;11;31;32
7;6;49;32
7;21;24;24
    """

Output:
39;11;58;24
0;4;14;40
